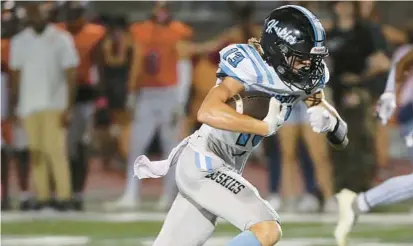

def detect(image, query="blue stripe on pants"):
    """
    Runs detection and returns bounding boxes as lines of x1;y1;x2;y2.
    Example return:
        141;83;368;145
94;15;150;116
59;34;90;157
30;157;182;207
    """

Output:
195;152;201;169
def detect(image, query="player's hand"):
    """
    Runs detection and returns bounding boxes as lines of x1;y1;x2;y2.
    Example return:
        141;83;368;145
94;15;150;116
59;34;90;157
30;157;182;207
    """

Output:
376;92;396;125
263;97;288;136
307;105;337;133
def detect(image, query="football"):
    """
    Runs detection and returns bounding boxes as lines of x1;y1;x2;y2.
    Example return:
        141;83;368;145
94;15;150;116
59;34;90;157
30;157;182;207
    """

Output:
226;91;271;120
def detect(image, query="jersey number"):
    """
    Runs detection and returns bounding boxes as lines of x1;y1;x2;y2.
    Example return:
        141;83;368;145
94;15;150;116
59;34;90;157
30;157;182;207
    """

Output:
223;48;245;68
236;133;262;147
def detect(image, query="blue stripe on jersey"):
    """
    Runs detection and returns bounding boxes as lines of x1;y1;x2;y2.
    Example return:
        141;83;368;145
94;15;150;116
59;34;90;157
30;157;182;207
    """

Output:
236;45;263;84
219;62;248;84
195;152;201;169
320;74;326;85
247;45;275;85
205;156;213;172
289;5;325;47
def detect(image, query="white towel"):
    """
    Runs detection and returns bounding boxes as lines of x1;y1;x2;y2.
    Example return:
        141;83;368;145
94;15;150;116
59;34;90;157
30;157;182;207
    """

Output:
133;137;189;179
133;155;170;179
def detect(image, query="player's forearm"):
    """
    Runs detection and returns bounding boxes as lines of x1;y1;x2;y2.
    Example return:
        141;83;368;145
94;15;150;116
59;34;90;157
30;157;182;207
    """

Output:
327;118;349;149
197;103;269;136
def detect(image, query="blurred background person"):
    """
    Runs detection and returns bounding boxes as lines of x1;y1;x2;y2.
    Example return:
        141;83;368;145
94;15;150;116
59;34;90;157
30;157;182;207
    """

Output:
1;1;31;211
9;2;79;211
326;1;390;192
100;15;140;173
357;1;401;183
106;1;193;211
57;1;106;211
335;43;413;246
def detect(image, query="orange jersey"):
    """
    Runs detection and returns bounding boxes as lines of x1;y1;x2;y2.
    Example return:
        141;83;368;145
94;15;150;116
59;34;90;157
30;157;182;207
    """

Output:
1;38;10;72
130;20;192;88
56;23;105;84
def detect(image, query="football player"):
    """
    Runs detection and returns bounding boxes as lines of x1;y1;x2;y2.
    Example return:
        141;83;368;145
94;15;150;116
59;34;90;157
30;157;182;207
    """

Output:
335;45;413;246
135;5;348;246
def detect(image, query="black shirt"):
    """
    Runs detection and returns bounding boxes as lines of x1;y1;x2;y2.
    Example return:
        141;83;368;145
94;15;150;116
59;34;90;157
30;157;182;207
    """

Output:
327;20;387;77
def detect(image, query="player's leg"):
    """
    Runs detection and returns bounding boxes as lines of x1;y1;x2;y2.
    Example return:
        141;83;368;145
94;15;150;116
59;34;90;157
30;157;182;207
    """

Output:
278;104;304;211
153;192;217;246
302;123;335;212
176;146;282;246
105;93;159;209
335;173;413;246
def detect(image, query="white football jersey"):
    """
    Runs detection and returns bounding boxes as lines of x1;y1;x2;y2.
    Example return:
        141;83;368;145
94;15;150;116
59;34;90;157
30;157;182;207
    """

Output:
195;43;330;172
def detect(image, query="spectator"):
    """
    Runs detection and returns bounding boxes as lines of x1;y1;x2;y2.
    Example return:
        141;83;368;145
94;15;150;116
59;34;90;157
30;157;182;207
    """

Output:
9;2;79;211
100;15;140;172
358;1;409;181
359;1;409;46
105;1;193;211
326;1;391;192
1;2;31;211
57;1;106;211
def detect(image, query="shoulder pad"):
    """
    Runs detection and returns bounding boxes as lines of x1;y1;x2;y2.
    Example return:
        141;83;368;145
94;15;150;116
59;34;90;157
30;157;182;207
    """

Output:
216;44;258;87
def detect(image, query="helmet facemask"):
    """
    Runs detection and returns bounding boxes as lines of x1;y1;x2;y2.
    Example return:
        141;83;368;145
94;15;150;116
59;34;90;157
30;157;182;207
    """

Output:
262;39;328;94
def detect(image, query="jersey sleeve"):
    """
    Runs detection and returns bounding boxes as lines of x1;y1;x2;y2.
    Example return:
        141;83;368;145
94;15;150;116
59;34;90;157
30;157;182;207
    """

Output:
216;44;257;89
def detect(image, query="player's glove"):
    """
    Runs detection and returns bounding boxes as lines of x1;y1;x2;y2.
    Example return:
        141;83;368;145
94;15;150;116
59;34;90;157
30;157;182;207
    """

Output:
307;105;337;133
376;92;396;125
263;97;288;136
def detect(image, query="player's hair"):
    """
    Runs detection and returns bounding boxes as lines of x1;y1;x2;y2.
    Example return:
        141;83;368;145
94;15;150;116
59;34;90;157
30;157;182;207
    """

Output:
248;37;264;55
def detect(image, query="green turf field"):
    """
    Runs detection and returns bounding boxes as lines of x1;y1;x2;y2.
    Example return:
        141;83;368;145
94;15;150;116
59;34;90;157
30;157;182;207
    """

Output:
2;211;413;246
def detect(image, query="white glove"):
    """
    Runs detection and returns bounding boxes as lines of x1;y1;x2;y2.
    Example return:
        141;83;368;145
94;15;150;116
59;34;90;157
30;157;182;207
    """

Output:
263;97;288;136
307;106;337;133
376;92;396;125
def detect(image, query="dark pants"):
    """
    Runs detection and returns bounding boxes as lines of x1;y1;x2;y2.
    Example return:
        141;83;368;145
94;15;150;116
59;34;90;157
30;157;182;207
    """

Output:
332;88;376;192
